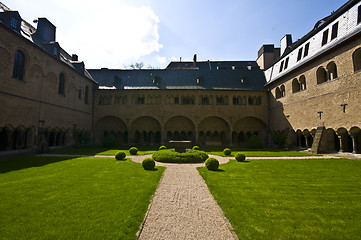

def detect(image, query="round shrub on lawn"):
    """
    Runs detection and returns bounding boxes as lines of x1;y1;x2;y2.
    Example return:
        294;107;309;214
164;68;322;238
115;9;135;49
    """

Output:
152;149;205;163
197;151;209;161
159;145;167;150
129;147;138;155
115;151;126;160
142;157;155;170
192;146;200;150
223;148;232;156
235;153;246;162
205;157;219;171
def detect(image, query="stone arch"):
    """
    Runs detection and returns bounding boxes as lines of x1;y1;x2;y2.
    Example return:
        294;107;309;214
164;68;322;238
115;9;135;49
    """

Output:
0;125;13;151
280;85;286;97
302;129;313;148
326;61;338;80
299;75;306;90
275;87;281;99
350;127;361;154
165;116;195;143
233;117;267;146
199;116;230;146
24;127;35;149
316;67;328;84
0;47;12;75
131;116;161;145
296;129;306;148
95;116;127;145
352;47;361;72
337;128;353;153
320;128;340;153
12;48;28;80
292;78;300;93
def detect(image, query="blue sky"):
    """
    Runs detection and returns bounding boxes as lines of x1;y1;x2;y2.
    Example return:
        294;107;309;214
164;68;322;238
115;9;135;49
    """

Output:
6;0;346;69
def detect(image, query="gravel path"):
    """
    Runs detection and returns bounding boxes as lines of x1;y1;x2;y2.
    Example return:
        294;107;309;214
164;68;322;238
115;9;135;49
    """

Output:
131;154;238;240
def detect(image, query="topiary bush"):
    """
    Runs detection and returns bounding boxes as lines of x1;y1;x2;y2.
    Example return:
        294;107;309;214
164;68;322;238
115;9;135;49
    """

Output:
129;147;138;155
152;149;206;163
235;153;246;162
102;134;116;148
205;157;219;171
115;151;126;161
142;157;155;170
192;146;200;150
247;135;263;149
159;145;167;150
223;148;232;156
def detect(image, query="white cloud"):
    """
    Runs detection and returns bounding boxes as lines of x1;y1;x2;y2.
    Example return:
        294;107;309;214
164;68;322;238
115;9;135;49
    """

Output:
59;3;163;68
156;56;167;64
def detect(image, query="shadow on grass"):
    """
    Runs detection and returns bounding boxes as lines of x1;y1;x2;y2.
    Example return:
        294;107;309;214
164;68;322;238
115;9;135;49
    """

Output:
0;156;75;174
145;168;159;171
210;169;225;172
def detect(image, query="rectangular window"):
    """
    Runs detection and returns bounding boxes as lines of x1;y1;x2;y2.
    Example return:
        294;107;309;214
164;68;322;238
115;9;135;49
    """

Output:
137;97;145;104
216;97;224;105
284;57;289;69
174;97;179;104
232;97;239;105
201;97;209;105
279;61;284;72
304;43;310;57
358;5;361;24
297;47;303;61
322;29;329;46
331;22;338;40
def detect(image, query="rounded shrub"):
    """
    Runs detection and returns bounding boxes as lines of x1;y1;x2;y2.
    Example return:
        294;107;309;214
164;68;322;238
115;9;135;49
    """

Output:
205;157;219;171
159;145;167;150
129;147;138;155
247;135;263;149
115;151;126;161
142;157;155;170
235;153;246;162
197;151;209;162
192;146;200;151
152;149;204;163
223;148;232;156
102;134;116;148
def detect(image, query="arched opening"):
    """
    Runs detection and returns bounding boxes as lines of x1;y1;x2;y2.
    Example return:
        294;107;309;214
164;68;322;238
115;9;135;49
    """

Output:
352;48;361;72
12;50;26;80
317;67;328;84
337;128;353;153
165;116;195;143
95;116;127;145
299;75;306;90
131;116;161;145
350;127;361;154
292;78;300;93
199;116;230;146
280;85;286;97
0;127;10;151
275;87;281;99
233;117;267;146
327;62;338;80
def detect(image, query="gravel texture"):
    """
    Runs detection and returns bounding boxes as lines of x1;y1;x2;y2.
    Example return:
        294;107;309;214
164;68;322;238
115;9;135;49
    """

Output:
131;154;238;240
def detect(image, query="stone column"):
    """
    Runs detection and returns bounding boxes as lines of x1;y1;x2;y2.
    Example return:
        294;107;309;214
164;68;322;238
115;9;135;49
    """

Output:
337;134;343;152
304;133;310;148
350;134;358;154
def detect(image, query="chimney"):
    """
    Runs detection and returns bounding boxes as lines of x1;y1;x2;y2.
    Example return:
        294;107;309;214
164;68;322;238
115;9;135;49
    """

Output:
35;18;56;42
71;54;78;61
193;54;197;67
280;34;292;55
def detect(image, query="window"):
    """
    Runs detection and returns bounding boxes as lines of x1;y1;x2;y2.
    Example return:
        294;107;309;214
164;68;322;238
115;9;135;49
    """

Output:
292;78;300;93
216;97;225;105
84;86;89;104
279;61;284;72
12;50;25;80
174;97;179;104
275;87;281;99
297;47;303;61
304;43;310;57
284;57;289;69
280;85;286;97
78;89;82;100
327;62;338;80
352;48;361;72
358;5;361;24
137;97;145;104
322;29;329;46
58;73;65;95
316;67;328;84
299;75;306;90
233;97;239;105
331;22;338;40
182;96;194;105
201;96;209;105
10;17;17;29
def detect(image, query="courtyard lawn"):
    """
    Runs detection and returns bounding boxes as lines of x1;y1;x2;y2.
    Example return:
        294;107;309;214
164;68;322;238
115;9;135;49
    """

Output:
198;158;361;240
55;146;158;156
0;156;165;240
203;146;317;157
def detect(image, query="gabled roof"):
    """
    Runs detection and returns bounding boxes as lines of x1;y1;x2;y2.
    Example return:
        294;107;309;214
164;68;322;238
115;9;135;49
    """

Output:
166;61;259;70
88;68;267;91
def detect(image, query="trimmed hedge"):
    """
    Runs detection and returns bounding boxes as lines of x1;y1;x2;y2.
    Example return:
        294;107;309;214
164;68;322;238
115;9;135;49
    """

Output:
159;145;167;150
129;147;138;155
205;157;219;171
192;146;200;150
247;135;263;149
115;151;126;160
235;153;246;162
152;149;208;163
142;157;155;170
102;134;116;148
223;148;231;156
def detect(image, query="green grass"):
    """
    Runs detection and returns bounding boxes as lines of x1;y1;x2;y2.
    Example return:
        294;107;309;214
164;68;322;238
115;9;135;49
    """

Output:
198;158;361;240
0;156;165;240
55;146;158;156
203;146;316;157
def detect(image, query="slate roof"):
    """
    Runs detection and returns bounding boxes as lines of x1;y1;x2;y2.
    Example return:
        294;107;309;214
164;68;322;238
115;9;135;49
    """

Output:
166;60;259;70
88;67;267;91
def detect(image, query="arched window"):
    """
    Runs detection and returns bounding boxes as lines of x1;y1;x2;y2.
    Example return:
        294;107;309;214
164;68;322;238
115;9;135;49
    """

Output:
292;78;300;93
84;86;89;104
275;87;281;99
299;75;306;90
280;85;286;97
58;73;65;95
316;67;328;84
327;62;338;80
352;48;361;72
12;50;25;80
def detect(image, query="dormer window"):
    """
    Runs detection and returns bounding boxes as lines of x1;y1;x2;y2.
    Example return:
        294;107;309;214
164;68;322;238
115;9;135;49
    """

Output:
10;17;17;29
331;22;339;40
322;29;329;46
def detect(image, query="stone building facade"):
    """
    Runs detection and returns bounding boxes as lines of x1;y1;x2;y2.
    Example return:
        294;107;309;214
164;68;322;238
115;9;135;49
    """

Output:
0;0;360;153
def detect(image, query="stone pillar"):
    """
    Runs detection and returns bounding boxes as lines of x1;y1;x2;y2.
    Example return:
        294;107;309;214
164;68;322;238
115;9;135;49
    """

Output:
351;134;358;154
304;133;310;148
161;126;166;145
297;135;302;147
195;126;199;146
337;134;343;152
